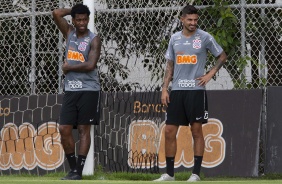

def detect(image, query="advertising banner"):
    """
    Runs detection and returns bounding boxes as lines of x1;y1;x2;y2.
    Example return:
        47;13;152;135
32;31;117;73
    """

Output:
99;90;263;177
0;95;65;175
0;90;263;177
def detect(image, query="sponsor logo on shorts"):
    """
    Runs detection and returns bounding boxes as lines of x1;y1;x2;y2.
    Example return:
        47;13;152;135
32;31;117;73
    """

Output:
204;111;209;119
176;55;197;64
178;79;196;88
68;80;82;89
81;158;86;166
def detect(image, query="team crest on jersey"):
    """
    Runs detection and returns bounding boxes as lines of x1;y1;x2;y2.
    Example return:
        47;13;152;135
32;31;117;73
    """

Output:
78;42;88;51
193;39;201;49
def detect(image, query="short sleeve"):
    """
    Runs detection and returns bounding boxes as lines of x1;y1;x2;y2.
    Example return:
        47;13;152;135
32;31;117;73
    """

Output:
164;36;175;61
206;34;224;57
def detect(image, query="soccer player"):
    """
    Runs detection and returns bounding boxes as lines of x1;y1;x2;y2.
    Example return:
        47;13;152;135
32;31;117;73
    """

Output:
52;4;101;180
154;4;227;182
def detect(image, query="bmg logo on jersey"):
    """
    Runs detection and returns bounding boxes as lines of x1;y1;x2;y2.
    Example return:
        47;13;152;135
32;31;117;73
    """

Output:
67;50;85;62
178;79;196;88
176;55;197;64
68;80;82;89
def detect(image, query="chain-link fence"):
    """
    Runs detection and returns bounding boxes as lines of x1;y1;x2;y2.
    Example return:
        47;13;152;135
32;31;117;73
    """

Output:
95;0;282;91
0;0;280;95
0;0;83;95
0;0;281;175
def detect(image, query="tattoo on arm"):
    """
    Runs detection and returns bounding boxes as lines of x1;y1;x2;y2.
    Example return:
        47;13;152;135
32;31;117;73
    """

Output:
162;60;174;89
88;36;101;69
210;51;227;75
213;59;225;72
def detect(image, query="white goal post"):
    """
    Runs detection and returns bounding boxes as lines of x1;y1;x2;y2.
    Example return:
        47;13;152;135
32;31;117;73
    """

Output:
82;0;95;176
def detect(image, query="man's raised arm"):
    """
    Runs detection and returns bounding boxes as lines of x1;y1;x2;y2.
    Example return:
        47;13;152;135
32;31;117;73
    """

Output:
52;8;73;38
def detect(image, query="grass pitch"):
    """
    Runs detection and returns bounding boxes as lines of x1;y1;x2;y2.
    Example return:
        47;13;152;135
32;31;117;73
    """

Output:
1;172;282;184
1;176;282;184
0;178;282;184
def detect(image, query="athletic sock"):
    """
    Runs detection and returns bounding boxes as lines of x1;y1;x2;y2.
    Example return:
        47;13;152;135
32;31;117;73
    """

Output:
192;155;203;176
76;155;87;176
65;153;76;171
166;157;175;177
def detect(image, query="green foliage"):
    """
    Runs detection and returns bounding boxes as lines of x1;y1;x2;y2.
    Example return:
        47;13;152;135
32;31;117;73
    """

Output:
208;6;238;54
195;0;251;89
97;1;282;90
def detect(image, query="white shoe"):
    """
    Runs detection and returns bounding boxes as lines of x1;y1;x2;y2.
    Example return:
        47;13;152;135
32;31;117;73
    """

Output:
154;173;175;181
187;174;200;182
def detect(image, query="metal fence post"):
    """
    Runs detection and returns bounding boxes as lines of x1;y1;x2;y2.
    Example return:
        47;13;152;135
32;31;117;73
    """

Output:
30;0;37;94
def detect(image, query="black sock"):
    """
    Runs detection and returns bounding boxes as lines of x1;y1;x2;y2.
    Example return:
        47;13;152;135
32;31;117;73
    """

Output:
65;153;76;171
166;157;175;177
192;156;203;175
76;155;87;176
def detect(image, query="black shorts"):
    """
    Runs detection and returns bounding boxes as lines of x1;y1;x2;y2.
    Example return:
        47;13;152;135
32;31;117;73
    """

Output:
59;91;100;128
166;90;208;126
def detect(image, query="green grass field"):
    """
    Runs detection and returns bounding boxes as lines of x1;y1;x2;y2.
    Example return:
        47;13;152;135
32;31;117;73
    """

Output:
1;172;282;184
0;178;282;184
